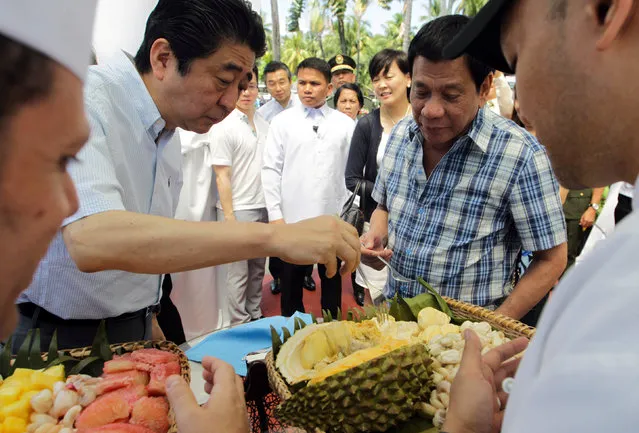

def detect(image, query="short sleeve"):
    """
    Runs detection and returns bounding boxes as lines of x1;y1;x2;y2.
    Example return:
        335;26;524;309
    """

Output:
509;145;567;251
63;107;126;227
208;124;233;167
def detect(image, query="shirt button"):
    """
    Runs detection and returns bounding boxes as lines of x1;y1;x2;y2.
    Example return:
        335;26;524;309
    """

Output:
418;208;425;215
406;248;412;255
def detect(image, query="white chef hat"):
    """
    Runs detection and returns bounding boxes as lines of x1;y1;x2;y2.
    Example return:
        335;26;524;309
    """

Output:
0;0;98;81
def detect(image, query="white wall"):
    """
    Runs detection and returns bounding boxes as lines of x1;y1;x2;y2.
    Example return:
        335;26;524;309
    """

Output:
92;0;262;63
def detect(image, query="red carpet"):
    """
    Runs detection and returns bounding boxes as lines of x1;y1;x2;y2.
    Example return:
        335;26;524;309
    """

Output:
261;269;372;317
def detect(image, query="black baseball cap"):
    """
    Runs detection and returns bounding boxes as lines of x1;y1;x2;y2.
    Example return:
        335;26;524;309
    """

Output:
443;0;515;74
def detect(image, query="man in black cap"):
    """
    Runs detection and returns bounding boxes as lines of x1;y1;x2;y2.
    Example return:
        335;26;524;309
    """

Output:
440;1;639;433
327;54;375;113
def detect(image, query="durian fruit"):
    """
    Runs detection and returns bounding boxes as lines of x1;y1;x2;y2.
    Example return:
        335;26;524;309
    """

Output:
276;321;381;384
417;307;450;329
276;342;432;433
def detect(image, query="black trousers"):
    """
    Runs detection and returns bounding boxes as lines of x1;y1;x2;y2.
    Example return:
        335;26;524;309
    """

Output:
157;275;187;345
280;261;342;317
12;303;151;353
615;194;633;224
270;257;313;280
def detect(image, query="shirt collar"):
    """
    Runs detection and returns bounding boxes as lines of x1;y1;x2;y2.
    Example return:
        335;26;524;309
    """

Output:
116;50;166;139
303;102;331;119
408;107;491;153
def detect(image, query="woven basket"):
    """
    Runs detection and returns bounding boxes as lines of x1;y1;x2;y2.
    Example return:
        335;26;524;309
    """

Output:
65;340;190;433
266;297;535;412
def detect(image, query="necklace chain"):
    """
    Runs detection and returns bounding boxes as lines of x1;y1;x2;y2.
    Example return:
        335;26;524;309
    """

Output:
383;105;410;126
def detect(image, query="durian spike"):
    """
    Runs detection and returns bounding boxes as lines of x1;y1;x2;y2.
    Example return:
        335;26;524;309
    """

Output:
327;310;333;322
270;325;283;357
337;307;342;321
282;327;292;343
294;317;306;331
322;309;330;323
346;310;354;322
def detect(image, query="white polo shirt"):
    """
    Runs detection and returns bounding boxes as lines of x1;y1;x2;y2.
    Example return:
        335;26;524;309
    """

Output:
209;109;268;211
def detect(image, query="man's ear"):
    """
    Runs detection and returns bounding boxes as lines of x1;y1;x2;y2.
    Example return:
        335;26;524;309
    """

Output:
590;0;635;50
478;72;495;107
148;38;175;81
327;82;334;95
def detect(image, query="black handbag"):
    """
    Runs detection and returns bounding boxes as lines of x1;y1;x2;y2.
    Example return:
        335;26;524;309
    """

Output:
340;180;365;236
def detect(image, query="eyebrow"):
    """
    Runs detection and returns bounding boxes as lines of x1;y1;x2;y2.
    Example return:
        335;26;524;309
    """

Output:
221;62;245;73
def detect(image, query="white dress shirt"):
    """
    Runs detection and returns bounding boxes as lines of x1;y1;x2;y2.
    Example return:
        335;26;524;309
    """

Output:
209;109;268;210
503;177;639;433
20;50;182;319
257;93;299;123
262;103;355;224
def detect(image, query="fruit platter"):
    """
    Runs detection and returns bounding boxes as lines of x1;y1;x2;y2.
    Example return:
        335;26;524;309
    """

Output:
266;279;535;433
0;324;190;433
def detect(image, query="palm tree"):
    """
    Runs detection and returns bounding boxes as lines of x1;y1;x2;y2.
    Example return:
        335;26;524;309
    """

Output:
270;0;282;60
401;0;413;52
383;12;404;48
282;32;313;71
458;0;488;16
309;0;329;58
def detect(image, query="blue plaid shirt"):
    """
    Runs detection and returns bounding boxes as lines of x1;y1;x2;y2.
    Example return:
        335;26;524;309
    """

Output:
372;108;566;307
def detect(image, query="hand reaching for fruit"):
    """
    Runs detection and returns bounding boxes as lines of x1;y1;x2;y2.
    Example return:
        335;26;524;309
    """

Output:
166;357;249;433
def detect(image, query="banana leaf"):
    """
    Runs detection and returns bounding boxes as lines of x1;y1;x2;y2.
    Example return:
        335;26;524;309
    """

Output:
389;294;417;322
270;326;282;357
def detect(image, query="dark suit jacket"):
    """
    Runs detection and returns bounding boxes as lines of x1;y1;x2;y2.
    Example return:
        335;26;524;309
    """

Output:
345;109;383;221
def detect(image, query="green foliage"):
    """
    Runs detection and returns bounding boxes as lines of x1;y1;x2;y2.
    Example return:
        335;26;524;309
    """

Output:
0;321;114;379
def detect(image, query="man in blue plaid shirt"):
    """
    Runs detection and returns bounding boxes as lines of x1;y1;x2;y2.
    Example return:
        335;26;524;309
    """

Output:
361;15;567;321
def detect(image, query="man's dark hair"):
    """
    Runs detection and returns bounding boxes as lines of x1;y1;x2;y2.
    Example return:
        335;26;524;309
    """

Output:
296;58;331;84
263;61;291;82
0;34;53;136
134;0;266;76
369;49;409;80
251;64;259;83
333;83;364;109
408;15;494;91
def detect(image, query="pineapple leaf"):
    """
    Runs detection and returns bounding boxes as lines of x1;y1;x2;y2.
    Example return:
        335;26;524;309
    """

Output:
29;329;46;370
69;356;101;375
270;326;282;357
13;329;33;373
90;320;113;362
0;337;13;378
47;330;59;366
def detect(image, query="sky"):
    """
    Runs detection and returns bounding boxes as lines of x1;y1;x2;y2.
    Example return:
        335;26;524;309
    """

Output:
257;0;431;37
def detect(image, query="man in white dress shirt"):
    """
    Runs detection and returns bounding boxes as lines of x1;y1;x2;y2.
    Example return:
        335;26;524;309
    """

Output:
438;1;639;433
211;66;269;325
262;57;356;317
16;0;361;351
257;61;298;123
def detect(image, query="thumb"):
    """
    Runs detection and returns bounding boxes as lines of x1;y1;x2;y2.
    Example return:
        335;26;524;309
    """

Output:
166;375;200;423
458;329;484;376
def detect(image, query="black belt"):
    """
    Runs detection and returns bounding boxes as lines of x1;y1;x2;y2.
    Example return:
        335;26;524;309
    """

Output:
17;302;159;326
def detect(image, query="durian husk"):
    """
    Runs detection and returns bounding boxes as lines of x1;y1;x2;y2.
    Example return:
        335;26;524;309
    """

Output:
276;343;432;433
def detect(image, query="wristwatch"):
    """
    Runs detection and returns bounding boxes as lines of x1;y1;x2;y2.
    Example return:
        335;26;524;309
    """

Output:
589;203;600;211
